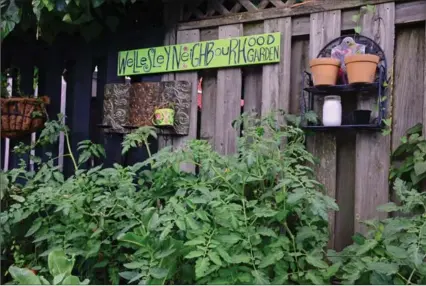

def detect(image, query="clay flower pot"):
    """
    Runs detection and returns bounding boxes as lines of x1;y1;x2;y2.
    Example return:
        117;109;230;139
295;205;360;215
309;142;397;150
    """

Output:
309;58;341;86
153;108;175;127
345;54;380;84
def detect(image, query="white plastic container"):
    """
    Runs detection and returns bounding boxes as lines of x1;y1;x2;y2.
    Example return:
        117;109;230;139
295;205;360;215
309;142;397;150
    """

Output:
322;95;342;126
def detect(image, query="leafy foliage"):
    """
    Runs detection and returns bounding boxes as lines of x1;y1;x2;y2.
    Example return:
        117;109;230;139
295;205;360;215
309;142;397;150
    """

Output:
1;112;338;284
331;179;426;285
390;123;426;189
9;249;89;285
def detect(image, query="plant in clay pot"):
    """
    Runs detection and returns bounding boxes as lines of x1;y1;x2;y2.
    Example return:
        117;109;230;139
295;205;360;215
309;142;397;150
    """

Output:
309;58;341;86
153;102;175;127
1;68;50;139
344;5;380;84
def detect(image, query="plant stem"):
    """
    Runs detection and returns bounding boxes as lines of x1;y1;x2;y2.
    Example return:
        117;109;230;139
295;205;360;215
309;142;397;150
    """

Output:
64;132;78;171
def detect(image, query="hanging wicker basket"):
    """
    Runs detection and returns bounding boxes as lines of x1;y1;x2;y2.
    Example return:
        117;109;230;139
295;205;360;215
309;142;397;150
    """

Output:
1;96;50;139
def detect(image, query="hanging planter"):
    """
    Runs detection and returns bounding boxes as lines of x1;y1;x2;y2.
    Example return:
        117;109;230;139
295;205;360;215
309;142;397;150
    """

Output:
1;96;49;138
153;106;175;127
309;58;341;86
345;54;380;84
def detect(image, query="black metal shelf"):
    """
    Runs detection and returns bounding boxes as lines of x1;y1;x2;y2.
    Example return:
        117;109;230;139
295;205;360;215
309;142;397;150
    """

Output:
304;82;379;96
303;124;382;132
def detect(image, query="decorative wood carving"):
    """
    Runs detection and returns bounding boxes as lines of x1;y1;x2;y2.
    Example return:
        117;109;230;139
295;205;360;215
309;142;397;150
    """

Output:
101;81;192;135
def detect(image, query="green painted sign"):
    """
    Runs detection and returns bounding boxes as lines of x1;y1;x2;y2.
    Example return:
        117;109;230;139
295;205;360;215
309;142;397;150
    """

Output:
117;32;281;76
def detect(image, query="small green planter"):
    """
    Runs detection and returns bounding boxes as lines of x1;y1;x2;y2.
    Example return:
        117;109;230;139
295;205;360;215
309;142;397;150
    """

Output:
153;108;175;127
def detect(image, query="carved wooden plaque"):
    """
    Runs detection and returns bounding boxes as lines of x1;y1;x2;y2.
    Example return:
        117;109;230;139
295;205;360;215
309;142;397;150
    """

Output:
102;83;131;133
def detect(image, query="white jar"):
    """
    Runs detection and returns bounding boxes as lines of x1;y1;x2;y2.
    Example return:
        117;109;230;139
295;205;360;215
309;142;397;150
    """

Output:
322;95;342;126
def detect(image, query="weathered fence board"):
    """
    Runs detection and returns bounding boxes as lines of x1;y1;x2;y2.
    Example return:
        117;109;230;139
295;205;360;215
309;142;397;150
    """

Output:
392;26;425;151
355;2;395;234
307;10;341;248
215;24;243;155
200;28;218;145
243;22;263;115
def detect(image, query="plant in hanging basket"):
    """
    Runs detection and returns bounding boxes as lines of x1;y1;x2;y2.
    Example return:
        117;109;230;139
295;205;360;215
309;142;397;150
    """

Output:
152;102;175;127
1;96;50;139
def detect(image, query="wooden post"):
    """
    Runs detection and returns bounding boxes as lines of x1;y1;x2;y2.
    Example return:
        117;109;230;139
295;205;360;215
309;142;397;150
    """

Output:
200;28;219;146
174;29;200;171
308;10;341;248
355;3;395;234
215;24;243;155
64;40;93;175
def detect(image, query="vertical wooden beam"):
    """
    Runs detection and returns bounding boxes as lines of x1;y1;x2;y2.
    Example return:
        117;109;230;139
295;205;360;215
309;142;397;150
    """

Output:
289;37;309;115
103;35;125;168
200;28;218;145
174;29;200;171
65;40;93;175
392;26;425;151
159;1;180;150
424;23;426;137
308;10;341;248
243;22;263;115
215;24;243;155
355;3;395;234
262;17;291;117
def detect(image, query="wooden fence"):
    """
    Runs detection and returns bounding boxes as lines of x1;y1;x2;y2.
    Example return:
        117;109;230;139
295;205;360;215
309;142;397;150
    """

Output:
1;0;425;250
161;0;426;250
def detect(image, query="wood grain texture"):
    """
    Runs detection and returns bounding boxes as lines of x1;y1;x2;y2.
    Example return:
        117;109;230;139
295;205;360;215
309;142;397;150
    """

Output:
200;28;218;145
424;23;426;139
308;10;341;249
355;2;395;234
289;37;309;114
392;26;425;151
159;2;180;150
395;0;426;24
175;29;200;171
215;24;243;154
243;22;263;115
262;17;291;118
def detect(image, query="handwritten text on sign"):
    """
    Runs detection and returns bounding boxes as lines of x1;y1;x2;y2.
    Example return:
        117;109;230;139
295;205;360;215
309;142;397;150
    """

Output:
117;32;281;76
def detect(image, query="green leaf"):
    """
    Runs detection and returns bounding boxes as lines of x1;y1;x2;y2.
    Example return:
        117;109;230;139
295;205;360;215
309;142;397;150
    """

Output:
62;14;72;23
259;251;283;268
25;218;42;237
208;251;222;266
159;224;173;241
195;257;210;279
414;161;426;176
53;172;64;183
386;245;407;259
377;202;399;213
10;195;25;202
251;270;270;285
306;255;328;269
117;232;145;248
232;253;251;264
367;262;399;275
306;271;325;285
351;14;360;23
123;262;145;269
8;266;42;285
91;0;105;8
150;267;168;279
42;0;55;11
119;271;139;281
216;234;241;245
356;239;378;255
155;248;176;259
287;191;305;205
185;237;205;246
62;275;83;285
216;247;233;263
257;226;277;238
325;262;341;278
185;250;204;259
53;273;65;285
355;26;362;34
48;250;75;277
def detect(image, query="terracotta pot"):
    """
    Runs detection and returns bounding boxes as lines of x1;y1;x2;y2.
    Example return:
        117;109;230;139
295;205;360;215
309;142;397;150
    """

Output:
345;54;380;84
309;58;341;86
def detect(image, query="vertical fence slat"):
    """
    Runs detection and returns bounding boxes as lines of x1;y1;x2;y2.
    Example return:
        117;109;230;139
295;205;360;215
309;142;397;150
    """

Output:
279;17;292;115
290;36;309;115
175;29;200;171
392;26;425;151
103;36;125;168
243;22;263;115
308;10;341;248
200;28;218;145
215;24;243;155
355;3;395;234
423;22;426;138
65;41;93;175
